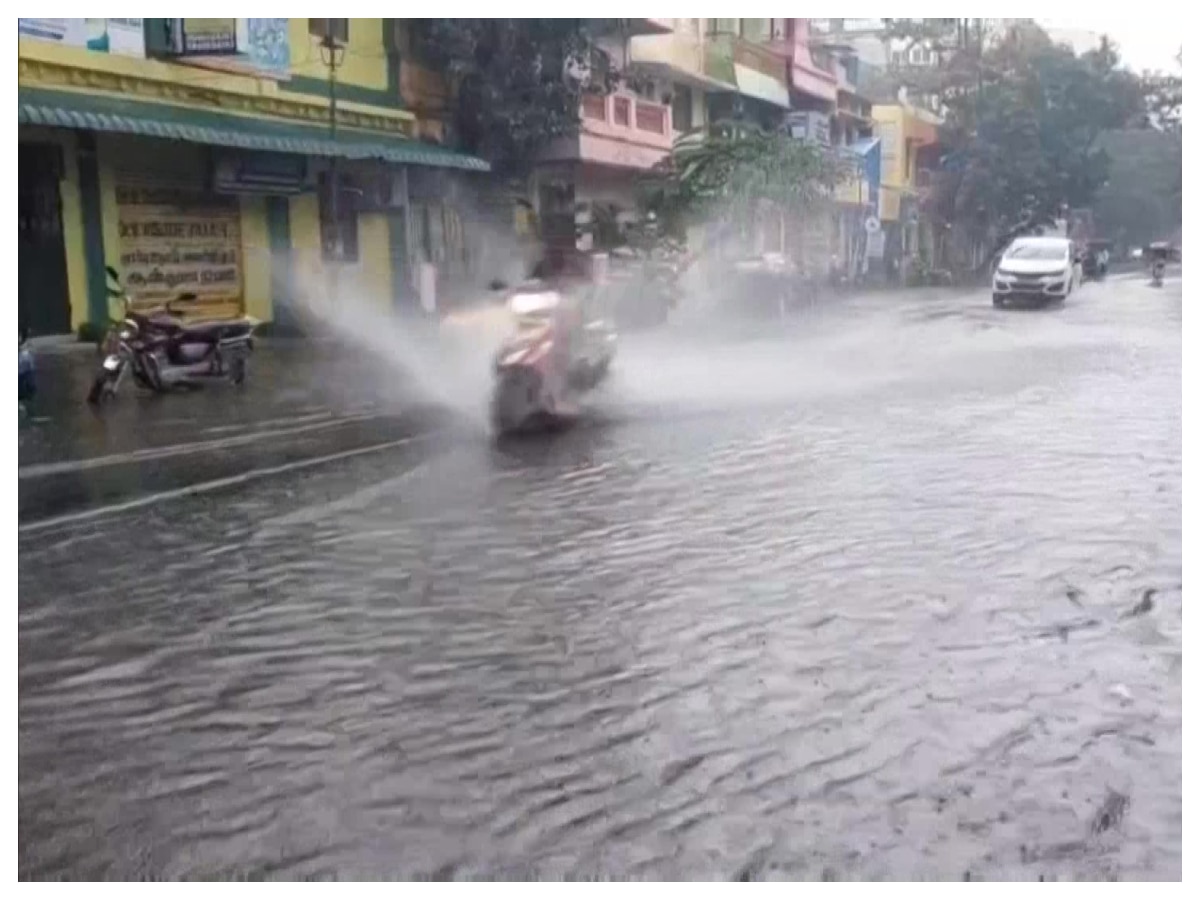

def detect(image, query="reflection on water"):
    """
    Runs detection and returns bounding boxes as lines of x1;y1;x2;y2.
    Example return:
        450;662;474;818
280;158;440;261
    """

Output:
19;286;1181;879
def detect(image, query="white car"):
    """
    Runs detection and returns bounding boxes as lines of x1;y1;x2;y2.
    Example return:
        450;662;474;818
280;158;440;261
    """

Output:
992;236;1083;308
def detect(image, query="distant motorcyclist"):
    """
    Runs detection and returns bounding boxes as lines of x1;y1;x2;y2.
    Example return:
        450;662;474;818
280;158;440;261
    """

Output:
1148;242;1169;286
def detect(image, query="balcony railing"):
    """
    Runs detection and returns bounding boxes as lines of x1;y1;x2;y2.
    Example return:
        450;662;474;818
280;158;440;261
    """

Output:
582;92;607;121
579;92;672;144
635;102;667;134
540;90;674;169
613;96;631;127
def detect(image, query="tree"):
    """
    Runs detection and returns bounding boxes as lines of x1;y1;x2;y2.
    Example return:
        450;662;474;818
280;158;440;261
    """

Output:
638;124;851;248
1098;58;1182;244
415;19;618;175
898;24;1144;266
1140;48;1182;132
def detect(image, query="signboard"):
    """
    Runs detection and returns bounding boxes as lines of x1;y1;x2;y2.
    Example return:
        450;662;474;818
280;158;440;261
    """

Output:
18;18;145;58
864;215;881;234
784;110;831;146
166;18;290;75
866;230;886;259
115;183;242;313
241;19;290;75
212;151;307;196
176;19;239;55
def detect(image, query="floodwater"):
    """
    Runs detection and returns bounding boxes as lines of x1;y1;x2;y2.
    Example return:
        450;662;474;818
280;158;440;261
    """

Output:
18;273;1182;879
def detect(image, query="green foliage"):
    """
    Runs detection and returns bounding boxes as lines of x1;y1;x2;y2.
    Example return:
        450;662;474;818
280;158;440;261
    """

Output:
415;19;618;175
638;124;851;238
1092;129;1181;245
1140;68;1182;132
932;25;1145;235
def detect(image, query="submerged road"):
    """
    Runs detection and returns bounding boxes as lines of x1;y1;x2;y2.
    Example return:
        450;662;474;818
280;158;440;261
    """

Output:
18;272;1181;879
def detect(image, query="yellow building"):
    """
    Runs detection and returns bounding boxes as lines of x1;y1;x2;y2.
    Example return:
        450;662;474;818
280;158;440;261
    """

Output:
871;102;940;257
17;18;486;336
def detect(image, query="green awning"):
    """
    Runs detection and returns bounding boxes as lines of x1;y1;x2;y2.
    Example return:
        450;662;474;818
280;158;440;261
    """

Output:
18;86;490;172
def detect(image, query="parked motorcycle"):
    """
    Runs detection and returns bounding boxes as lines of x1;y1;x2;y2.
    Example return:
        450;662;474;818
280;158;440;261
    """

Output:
489;282;616;435
87;266;258;405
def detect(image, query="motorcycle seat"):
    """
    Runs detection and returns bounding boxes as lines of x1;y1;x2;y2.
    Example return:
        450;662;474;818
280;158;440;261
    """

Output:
176;320;252;341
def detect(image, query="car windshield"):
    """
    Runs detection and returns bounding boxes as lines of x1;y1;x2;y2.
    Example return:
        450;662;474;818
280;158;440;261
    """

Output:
1006;244;1066;260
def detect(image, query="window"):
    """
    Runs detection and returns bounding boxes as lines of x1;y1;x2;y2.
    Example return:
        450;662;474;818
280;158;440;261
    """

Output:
309;18;348;44
672;85;694;132
770;19;789;41
740;19;769;42
319;171;359;263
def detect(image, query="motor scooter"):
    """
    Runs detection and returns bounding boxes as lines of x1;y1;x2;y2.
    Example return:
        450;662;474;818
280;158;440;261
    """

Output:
489;281;616;435
87;266;259;405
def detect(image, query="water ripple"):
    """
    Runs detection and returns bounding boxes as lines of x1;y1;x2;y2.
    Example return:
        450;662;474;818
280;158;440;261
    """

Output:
20;289;1181;879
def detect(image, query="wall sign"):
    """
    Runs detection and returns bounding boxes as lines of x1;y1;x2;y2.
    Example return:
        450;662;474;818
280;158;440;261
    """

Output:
18;18;145;58
785;110;831;145
116;183;243;312
164;18;290;76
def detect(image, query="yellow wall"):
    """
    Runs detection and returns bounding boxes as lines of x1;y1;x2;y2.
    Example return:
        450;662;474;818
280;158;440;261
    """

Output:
872;106;905;188
19;28;413;131
96;140;123;320
18;126;89;330
288;193;323;302
357;214;392;307
239;197;272;322
19;20;421;328
873;106;916;223
873;103;941;221
288;18;388;91
288;193;392;310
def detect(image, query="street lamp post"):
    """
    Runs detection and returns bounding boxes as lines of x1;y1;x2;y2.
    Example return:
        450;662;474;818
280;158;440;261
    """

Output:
320;33;346;271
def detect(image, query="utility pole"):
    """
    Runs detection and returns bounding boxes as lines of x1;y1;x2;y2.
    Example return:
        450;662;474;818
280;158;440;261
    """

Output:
319;29;346;265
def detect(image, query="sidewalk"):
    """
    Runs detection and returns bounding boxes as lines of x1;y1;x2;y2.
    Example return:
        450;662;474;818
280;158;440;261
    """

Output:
18;341;454;525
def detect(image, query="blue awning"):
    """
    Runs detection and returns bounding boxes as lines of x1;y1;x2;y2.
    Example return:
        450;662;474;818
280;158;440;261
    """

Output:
851;137;881;190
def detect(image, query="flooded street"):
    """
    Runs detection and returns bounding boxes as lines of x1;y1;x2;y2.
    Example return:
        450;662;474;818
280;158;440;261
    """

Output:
18;275;1182;879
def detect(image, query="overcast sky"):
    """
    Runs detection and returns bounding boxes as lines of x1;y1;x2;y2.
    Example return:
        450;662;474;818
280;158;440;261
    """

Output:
1036;18;1181;73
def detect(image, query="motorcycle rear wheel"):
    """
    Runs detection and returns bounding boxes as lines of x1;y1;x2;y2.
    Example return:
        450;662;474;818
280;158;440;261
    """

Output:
228;355;247;386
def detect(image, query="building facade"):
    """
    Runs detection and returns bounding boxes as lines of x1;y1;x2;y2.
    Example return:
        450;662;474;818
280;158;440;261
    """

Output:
872;102;942;273
17;18;486;336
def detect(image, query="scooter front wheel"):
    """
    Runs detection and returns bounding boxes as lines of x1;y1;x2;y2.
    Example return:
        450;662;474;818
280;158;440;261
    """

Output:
86;372;116;405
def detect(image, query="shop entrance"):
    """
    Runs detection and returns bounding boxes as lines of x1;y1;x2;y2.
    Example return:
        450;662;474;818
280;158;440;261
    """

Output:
18;142;72;336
